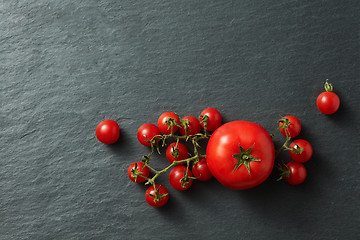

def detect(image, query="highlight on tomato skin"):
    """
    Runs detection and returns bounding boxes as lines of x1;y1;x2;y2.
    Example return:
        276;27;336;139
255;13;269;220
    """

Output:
95;119;120;144
288;139;313;163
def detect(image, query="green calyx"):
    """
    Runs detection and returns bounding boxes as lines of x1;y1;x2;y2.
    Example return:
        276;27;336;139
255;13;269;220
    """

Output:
147;185;168;202
277;164;290;181
324;79;334;92
232;144;261;174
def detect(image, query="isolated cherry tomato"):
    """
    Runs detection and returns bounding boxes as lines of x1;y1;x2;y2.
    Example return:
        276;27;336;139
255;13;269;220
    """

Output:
283;161;307;185
137;123;161;147
166;142;189;165
157;112;181;134
179;116;201;136
192;158;212;181
145;185;169;207
95;119;120;144
206;121;275;190
199;108;222;131
127;162;150;183
316;80;340;115
169;166;193;191
288;139;313;163
279;115;301;138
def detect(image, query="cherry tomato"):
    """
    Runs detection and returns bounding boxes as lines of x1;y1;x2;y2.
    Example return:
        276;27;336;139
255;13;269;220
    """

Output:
127;162;150;183
279;115;301;138
283;161;307;185
166;142;189;165
288;139;313;163
179;116;201;136
157;112;181;134
192;158;212;181
199;108;222;131
316;79;340;115
145;185;169;207
137;123;161;147
206;121;275;190
95;119;120;144
169;166;193;191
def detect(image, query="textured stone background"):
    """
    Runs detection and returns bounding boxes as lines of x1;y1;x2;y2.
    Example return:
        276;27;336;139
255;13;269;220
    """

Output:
1;0;359;239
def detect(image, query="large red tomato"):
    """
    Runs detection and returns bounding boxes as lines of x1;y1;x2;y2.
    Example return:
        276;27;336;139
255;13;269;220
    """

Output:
206;121;275;190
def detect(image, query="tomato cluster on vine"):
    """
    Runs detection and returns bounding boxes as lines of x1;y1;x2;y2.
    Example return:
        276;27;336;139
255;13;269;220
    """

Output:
130;108;222;207
277;115;313;185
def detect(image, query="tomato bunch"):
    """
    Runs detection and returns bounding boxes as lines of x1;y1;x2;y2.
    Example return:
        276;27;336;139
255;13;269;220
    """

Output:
277;116;313;185
128;108;221;207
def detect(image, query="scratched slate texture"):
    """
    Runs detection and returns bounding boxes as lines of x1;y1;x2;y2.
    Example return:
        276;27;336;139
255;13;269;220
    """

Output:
1;0;359;239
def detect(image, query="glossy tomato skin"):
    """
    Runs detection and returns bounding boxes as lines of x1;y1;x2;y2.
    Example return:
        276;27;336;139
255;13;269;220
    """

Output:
316;92;340;115
169;166;193;191
200;108;222;131
95;119;120;144
145;185;169;207
279;115;301;138
179;116;201;136
192;158;212;181
127;162;150;183
206;121;275;190
166;142;189;165
288;139;313;163
137;123;161;147
157;112;180;134
284;161;307;185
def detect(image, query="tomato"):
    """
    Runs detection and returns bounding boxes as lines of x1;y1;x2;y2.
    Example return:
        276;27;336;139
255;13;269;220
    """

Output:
316;79;340;115
288;139;313;163
166;142;189;165
169;166;193;191
127;162;150;183
137;123;161;147
95;119;120;144
283;161;307;185
192;158;212;181
145;185;169;207
317;92;340;115
206;121;275;190
199;108;222;131
279;115;301;138
179;116;201;136
157;112;181;134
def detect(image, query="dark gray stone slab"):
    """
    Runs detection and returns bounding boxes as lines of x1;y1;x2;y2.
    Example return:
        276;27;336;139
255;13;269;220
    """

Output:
1;0;359;239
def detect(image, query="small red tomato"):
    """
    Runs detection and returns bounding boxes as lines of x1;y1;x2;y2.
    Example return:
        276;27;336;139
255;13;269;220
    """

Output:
157;112;181;134
199;108;222;131
279;115;301;138
145;185;169;207
179;116;201;136
95;119;120;144
137;123;161;147
283;161;307;185
169;166;193;191
288;139;313;163
192;158;212;181
127;162;150;183
316;80;340;115
166;142;189;165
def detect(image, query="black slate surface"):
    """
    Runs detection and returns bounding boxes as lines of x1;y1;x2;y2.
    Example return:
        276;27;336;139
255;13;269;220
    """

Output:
1;0;359;239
